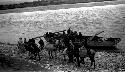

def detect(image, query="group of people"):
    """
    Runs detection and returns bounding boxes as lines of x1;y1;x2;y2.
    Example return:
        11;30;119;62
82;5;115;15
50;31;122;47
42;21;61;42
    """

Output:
17;37;42;60
17;28;96;67
44;28;95;67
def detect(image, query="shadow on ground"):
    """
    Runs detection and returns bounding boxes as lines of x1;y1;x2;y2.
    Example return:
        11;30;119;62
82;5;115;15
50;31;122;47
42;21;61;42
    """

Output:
0;54;52;72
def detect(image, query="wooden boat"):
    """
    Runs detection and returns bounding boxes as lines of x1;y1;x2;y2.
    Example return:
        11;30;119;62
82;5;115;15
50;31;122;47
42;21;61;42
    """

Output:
82;35;121;50
33;30;121;51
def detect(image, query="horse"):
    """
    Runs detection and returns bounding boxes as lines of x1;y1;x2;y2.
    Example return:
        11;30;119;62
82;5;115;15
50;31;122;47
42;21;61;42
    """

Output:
43;41;58;59
24;39;41;61
63;38;96;68
78;38;96;68
24;41;33;56
43;33;65;59
55;39;66;52
31;42;41;61
79;45;96;68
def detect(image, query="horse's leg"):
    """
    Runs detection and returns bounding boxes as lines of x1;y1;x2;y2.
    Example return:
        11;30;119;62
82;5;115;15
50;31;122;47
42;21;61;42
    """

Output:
76;56;80;67
89;55;95;68
64;55;66;61
53;51;56;58
37;52;41;61
33;52;36;60
54;51;57;59
74;53;80;67
90;56;95;68
93;54;96;68
51;51;53;59
30;52;34;60
29;52;32;58
90;58;93;66
93;60;95;69
28;51;31;59
67;53;74;63
48;51;51;59
30;52;33;59
49;50;53;59
80;57;85;64
35;52;38;60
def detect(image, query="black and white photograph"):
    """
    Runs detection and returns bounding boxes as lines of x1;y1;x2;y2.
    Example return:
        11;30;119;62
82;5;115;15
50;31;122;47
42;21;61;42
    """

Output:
0;0;125;72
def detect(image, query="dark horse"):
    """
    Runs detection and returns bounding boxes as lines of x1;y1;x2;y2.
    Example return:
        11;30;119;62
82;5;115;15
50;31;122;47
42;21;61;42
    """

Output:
24;38;41;61
69;38;96;68
79;37;96;68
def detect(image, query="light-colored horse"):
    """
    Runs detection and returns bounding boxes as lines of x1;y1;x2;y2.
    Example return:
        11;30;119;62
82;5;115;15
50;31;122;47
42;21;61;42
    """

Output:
43;37;60;59
44;42;57;59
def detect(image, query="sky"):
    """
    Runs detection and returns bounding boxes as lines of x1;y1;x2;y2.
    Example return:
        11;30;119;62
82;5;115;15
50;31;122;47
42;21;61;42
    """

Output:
0;0;38;5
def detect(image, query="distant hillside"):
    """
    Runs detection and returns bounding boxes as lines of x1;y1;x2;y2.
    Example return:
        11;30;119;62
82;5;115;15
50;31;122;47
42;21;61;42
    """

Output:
0;0;116;10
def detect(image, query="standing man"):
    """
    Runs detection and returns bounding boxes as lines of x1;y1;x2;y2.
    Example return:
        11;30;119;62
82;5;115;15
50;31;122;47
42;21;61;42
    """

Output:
17;38;24;57
38;38;44;50
67;40;74;63
63;33;74;63
23;38;28;53
24;38;27;44
78;32;83;42
73;41;80;67
30;38;41;60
